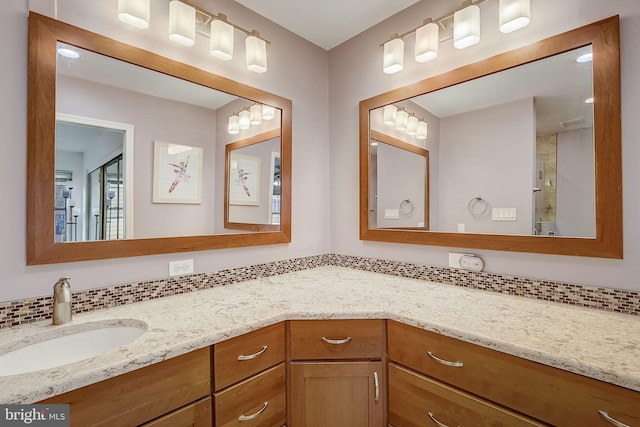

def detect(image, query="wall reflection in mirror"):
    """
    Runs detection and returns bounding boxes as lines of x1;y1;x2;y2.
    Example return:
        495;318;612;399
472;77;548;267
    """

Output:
54;42;282;243
369;45;594;238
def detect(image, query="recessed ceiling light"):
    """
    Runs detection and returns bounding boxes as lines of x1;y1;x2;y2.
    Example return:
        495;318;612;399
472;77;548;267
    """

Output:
576;52;593;63
585;97;594;104
57;48;80;59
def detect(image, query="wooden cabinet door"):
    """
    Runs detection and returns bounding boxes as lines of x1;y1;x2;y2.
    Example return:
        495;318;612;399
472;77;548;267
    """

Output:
290;361;383;427
141;397;212;427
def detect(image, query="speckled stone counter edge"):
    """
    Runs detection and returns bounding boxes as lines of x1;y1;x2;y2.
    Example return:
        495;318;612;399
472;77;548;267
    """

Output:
2;253;638;328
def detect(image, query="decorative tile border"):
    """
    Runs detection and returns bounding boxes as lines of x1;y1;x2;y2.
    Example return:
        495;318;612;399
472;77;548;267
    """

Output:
1;253;638;328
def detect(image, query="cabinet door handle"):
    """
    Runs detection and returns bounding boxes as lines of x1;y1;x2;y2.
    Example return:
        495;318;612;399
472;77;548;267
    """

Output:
321;336;353;345
238;401;269;421
599;410;631;427
373;371;380;403
427;351;464;367
237;345;268;361
428;412;460;427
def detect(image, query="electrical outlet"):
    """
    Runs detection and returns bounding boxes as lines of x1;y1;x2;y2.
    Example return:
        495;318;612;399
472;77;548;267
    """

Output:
169;259;194;277
449;252;473;268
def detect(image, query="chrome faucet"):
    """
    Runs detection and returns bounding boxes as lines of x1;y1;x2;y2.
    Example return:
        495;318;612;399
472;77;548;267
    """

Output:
52;277;72;325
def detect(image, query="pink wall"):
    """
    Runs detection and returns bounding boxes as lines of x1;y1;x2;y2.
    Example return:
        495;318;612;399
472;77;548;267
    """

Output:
329;0;640;290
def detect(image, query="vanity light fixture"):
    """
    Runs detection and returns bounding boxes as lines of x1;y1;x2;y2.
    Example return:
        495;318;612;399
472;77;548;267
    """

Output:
228;114;240;134
406;114;419;135
453;1;481;49
499;0;530;33
250;104;263;125
210;14;234;60
383;105;428;142
119;0;270;73
381;0;531;73
261;104;276;120
245;32;268;73
416;120;428;140
117;0;150;29
383;105;398;126
238;108;251;130
395;108;409;131
415;20;439;63
383;35;405;74
228;104;276;134
168;0;196;46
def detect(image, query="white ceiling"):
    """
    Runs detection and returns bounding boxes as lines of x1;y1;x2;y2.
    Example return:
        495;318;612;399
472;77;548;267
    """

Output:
234;0;421;50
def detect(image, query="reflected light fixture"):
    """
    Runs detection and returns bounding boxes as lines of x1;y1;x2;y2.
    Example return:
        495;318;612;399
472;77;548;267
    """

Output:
395;109;409;131
250;104;263;125
228;114;240;134
383;105;398;126
416;120;428;140
210;14;234;60
57;47;80;59
415;20;439;63
117;0;150;29
585;97;594;104
383;35;404;74
576;52;593;63
499;0;530;33
168;0;196;46
454;1;481;49
406;115;419;136
239;109;251;130
246;32;268;73
262;105;276;120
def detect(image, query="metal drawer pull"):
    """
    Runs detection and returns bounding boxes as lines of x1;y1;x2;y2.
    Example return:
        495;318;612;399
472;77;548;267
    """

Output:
599;410;631;427
238;401;269;421
321;336;353;345
428;412;460;427
373;371;380;403
237;345;268;361
427;351;464;368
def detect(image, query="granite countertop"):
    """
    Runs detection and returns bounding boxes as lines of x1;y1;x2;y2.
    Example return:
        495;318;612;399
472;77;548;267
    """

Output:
0;266;639;403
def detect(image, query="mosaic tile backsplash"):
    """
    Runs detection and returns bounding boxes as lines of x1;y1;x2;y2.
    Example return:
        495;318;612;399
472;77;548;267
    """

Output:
1;254;639;328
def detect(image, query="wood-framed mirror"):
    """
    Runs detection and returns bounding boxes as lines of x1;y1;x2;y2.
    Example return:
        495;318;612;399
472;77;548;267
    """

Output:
27;12;292;265
360;16;622;258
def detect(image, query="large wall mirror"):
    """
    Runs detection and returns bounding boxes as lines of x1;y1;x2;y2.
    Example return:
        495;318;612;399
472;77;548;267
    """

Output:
360;16;622;258
27;13;292;264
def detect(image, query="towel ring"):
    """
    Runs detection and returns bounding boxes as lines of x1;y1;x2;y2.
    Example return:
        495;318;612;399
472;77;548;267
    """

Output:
400;199;414;215
467;197;488;217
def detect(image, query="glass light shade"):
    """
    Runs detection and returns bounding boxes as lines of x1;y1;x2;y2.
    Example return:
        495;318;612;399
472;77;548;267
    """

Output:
168;0;196;46
250;104;263;125
262;105;276;120
210;19;234;60
416;120;428;140
239;109;251;130
395;109;409;131
383;105;397;126
228;115;240;134
499;0;530;33
118;0;150;29
383;37;404;74
415;22;439;63
246;35;268;73
406;115;419;135
453;4;480;49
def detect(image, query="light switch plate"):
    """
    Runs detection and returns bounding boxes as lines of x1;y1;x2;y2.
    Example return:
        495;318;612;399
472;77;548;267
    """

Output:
492;208;517;221
384;209;399;219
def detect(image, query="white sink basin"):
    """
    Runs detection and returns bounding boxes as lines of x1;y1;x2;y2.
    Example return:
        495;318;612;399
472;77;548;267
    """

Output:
0;319;147;376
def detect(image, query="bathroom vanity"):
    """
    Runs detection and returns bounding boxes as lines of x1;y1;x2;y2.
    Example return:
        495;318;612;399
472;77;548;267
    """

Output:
2;267;639;426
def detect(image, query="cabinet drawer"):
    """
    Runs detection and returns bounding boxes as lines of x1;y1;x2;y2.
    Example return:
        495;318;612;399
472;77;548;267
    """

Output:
40;347;211;427
214;363;286;427
388;363;545;427
214;322;285;391
141;397;212;427
289;319;384;360
388;320;640;426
